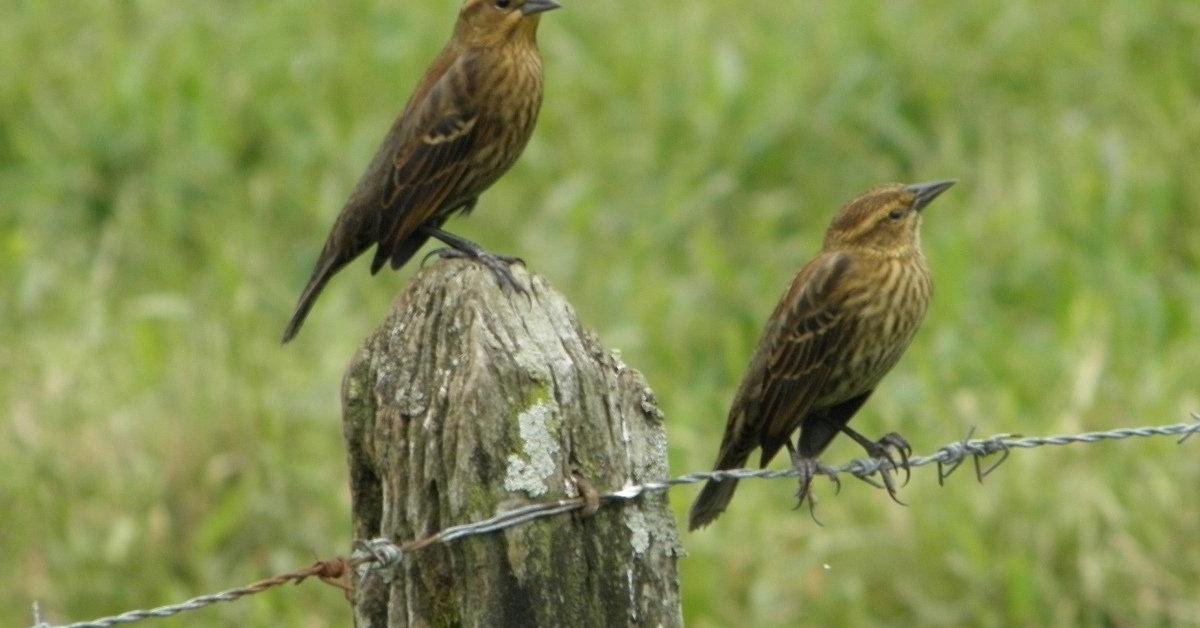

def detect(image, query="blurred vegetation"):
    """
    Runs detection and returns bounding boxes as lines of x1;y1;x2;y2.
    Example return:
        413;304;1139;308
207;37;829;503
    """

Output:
4;0;1200;625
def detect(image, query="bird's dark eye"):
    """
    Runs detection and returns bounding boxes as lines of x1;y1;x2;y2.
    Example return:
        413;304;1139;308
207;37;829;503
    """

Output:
494;0;511;8
888;209;905;220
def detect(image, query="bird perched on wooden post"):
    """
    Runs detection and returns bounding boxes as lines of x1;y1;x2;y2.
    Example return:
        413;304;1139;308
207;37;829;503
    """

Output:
688;180;955;530
282;0;562;343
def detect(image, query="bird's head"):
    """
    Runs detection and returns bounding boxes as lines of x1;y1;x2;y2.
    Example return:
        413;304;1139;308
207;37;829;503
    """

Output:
454;0;561;47
823;180;955;256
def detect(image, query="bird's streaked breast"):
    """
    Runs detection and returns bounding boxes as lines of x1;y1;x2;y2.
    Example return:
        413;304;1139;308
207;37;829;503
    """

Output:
820;254;930;404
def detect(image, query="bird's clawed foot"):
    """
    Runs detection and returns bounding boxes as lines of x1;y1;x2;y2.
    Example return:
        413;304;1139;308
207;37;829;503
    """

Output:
432;247;528;295
785;442;840;525
422;226;529;296
433;246;525;267
844;428;912;505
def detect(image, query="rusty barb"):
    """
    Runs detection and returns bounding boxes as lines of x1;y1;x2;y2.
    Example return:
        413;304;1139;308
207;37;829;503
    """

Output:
32;414;1200;628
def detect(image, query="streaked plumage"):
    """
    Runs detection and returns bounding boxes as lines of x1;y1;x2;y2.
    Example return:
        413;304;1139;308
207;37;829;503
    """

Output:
283;0;561;343
688;180;954;530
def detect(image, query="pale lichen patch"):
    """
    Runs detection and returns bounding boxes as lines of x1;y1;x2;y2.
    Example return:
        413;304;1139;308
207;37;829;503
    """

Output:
504;401;559;497
624;507;651;555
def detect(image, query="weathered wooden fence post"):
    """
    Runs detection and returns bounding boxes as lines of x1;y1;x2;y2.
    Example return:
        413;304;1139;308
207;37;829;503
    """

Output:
341;258;683;627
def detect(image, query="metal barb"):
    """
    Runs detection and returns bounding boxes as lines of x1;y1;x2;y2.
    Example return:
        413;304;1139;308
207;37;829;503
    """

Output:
973;435;1012;482
34;415;1200;628
353;538;404;585
1179;412;1200;444
937;426;976;485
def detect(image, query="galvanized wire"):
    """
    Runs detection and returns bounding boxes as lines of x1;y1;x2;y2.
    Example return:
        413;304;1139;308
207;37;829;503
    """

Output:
33;414;1200;628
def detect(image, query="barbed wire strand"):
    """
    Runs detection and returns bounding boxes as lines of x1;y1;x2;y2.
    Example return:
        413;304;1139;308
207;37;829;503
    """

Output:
32;414;1200;628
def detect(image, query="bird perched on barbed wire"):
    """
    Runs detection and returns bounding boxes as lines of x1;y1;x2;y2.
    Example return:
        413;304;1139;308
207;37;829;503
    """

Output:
688;180;955;530
282;0;562;343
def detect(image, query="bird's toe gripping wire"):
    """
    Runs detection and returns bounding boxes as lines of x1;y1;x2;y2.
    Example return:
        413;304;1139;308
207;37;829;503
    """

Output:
785;442;840;526
842;428;912;505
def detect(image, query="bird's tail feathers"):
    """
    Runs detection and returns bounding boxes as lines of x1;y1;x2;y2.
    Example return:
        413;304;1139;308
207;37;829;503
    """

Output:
281;253;344;343
688;474;740;531
687;441;752;531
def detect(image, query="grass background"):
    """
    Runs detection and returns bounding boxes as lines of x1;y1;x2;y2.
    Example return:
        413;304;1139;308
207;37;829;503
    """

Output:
4;0;1200;625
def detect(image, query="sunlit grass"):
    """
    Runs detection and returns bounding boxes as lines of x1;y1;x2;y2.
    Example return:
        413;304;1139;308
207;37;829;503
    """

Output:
3;0;1199;625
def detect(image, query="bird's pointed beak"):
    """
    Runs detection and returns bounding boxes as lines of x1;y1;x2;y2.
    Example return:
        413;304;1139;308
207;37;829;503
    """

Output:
521;0;561;15
906;180;956;212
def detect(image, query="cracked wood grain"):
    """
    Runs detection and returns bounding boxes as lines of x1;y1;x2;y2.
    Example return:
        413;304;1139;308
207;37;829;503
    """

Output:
342;258;682;628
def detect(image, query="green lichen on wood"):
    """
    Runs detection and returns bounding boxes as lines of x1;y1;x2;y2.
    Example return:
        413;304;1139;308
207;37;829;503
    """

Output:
344;260;682;627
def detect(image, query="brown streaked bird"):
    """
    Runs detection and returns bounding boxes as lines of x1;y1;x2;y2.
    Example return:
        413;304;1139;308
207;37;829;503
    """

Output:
282;0;561;343
688;180;955;531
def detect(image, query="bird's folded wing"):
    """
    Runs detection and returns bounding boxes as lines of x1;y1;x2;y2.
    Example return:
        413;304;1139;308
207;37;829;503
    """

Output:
371;62;483;272
752;252;854;461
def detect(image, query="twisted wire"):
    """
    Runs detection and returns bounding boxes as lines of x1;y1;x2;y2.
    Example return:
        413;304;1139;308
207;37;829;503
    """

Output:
34;415;1199;628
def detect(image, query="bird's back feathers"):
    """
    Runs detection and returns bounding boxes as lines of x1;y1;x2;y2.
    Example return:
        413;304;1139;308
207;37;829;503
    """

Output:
687;252;853;530
282;30;545;342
